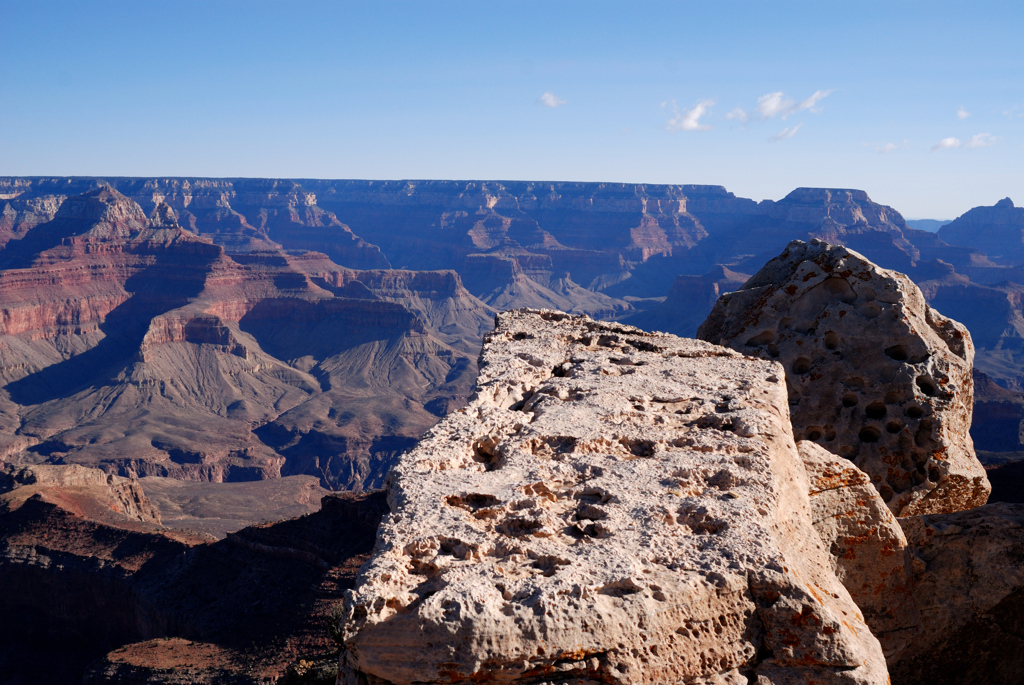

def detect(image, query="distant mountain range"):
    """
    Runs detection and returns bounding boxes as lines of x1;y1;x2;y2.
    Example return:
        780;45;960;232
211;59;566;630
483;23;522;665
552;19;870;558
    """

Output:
2;177;1024;484
905;219;951;232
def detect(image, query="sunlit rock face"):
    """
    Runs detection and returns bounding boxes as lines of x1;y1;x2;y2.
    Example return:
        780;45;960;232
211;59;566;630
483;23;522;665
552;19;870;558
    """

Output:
341;309;888;685
698;240;988;516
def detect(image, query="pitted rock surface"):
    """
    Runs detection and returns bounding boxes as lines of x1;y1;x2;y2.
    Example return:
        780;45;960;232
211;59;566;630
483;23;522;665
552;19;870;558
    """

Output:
342;309;887;685
698;240;988;516
798;441;918;659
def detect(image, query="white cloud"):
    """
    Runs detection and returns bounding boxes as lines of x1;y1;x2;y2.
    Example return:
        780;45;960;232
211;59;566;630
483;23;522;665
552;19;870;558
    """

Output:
666;99;715;131
539;92;566;108
966;132;996;148
725;107;749;123
769;123;803;142
931;137;961;152
930;133;997;152
757;89;832;119
869;139;909;154
957;106;971;120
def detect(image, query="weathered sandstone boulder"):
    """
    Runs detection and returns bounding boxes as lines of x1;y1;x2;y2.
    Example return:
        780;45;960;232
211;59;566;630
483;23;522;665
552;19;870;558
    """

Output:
342;309;887;685
890;503;1024;685
798;441;918;658
698;240;988;516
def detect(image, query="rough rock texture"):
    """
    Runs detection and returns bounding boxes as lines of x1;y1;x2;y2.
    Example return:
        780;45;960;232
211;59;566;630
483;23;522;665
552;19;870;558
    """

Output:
698;240;988;516
890;503;1024;685
342;309;887;685
798;441;918;658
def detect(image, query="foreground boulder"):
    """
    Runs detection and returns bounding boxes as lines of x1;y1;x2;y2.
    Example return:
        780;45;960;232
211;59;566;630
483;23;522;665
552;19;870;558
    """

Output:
342;309;887;684
698;240;988;516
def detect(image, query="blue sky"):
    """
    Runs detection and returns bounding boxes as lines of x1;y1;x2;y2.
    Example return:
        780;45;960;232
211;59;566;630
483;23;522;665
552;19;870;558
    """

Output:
1;1;1021;218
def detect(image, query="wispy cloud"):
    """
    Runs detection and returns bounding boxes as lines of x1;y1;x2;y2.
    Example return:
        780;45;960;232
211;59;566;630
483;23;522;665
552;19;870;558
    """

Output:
930;133;997;152
878;142;899;153
769;123;803;142
1004;105;1024;119
757;90;832;119
539;92;566;108
865;139;909;154
956;107;971;120
725;107;749;124
666;99;715;131
966;133;996;148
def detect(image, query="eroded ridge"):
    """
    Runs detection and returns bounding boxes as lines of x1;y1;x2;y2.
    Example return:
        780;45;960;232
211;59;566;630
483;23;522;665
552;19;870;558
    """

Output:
699;239;988;516
341;309;887;685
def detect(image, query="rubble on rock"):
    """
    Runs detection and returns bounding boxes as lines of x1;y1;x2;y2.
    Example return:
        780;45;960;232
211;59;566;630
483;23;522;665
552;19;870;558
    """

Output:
698;240;989;516
342;309;888;685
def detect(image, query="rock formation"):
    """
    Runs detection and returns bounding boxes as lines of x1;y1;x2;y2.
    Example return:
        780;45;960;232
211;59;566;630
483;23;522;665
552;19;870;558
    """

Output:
798;441;918;658
342;309;888;685
892;503;1024;685
698;240;989;516
937;197;1024;265
0;186;487;489
623;265;750;337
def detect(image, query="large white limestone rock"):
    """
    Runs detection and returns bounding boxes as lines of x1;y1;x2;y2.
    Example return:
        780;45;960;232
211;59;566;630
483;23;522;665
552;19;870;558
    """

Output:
698;240;988;516
341;309;887;685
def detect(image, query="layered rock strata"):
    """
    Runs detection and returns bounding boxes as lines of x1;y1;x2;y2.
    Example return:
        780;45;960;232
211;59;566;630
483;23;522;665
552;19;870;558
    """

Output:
698;240;989;516
342;309;887;685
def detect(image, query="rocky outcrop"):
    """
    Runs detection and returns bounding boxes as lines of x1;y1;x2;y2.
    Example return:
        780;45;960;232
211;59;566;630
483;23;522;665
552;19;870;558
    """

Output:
798;441;918;658
342;309;888;685
938;197;1024;265
0;462;161;525
698;240;988;516
891;503;1024;685
623;265;750;337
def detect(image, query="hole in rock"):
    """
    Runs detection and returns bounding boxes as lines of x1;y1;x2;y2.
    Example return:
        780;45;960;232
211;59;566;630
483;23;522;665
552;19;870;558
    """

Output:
859;426;882;443
929;467;941;482
805;427;823;441
627;338;663;353
825;427;837;441
846;377;865;390
885;345;908;361
886;420;904;434
865;402;887;420
842;394;859;408
446;493;501;510
839;445;857;459
857;301;882;319
824;332;840;350
512;332;534;340
597;335;621;348
540;312;568;322
878;484;895;502
767;344;780;358
472;438;503;471
745;330;777;347
884;391;902;404
906;405;924;419
620;438;657;457
792;358;812;374
916;376;937;396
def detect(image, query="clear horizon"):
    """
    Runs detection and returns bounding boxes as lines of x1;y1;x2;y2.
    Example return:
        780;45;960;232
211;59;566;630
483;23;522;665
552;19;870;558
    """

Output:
2;1;1021;219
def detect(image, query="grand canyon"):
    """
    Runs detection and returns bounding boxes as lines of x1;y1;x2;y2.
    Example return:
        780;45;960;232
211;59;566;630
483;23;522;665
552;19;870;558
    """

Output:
2;177;1024;684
